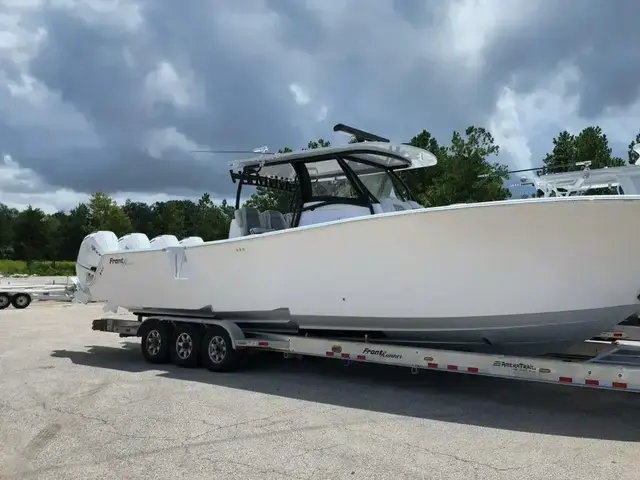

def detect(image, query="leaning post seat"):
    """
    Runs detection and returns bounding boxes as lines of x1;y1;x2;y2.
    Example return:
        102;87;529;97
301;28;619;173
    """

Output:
283;213;294;227
260;210;288;231
233;207;275;236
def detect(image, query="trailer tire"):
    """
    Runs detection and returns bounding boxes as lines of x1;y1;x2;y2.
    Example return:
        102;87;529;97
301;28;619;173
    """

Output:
201;326;241;372
0;293;9;310
11;293;31;309
171;324;202;368
140;321;171;364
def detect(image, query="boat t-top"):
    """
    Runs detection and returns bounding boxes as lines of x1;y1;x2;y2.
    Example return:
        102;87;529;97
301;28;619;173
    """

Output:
227;124;432;235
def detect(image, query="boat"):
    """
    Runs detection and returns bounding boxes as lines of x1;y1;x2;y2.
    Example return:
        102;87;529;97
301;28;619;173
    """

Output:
73;125;640;355
529;143;640;197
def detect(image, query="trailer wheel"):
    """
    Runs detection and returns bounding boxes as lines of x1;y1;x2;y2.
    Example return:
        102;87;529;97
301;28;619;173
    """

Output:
11;293;31;309
171;324;202;368
201;326;240;372
140;321;171;364
0;293;9;310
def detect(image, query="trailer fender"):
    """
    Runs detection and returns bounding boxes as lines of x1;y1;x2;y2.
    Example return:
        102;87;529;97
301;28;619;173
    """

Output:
205;320;247;350
148;317;247;350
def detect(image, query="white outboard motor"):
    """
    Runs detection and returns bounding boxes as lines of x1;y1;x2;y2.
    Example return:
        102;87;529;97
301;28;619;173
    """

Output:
75;231;119;301
149;235;179;249
179;236;204;246
118;233;151;251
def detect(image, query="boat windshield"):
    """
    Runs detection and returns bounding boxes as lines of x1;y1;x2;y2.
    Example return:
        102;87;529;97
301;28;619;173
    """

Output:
309;158;412;202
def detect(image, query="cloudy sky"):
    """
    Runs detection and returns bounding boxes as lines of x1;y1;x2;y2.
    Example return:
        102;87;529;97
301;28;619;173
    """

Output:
1;0;639;212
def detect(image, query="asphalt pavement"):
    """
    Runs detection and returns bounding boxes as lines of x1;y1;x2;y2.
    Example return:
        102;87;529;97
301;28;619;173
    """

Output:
1;301;639;480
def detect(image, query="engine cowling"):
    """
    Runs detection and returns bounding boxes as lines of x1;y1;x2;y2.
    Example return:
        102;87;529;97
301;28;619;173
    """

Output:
149;235;179;249
118;233;150;251
75;231;118;299
179;236;204;246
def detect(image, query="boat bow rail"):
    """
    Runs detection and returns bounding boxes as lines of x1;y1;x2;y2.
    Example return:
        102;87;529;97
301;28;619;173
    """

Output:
92;315;640;393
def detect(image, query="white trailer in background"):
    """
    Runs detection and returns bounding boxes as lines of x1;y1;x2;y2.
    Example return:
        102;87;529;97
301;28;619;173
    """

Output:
527;143;640;198
0;278;77;309
91;313;640;394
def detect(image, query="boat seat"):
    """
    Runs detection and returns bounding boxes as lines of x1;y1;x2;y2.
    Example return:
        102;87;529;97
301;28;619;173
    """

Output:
404;200;423;209
234;207;274;236
378;197;408;213
261;210;288;230
283;213;294;227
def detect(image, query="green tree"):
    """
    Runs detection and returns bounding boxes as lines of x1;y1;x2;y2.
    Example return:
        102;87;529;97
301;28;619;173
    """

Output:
628;130;640;165
151;201;186;238
220;198;235;221
86;192;133;236
544;126;625;173
12;206;49;262
407;126;509;207
0;204;17;259
403;130;445;206
123;200;155;234
305;138;330;150
542;130;577;173
57;203;90;261
188;194;232;241
42;214;63;261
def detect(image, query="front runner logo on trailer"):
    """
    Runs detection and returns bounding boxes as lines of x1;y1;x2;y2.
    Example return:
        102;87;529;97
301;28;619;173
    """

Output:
362;347;402;359
109;257;127;266
492;360;536;372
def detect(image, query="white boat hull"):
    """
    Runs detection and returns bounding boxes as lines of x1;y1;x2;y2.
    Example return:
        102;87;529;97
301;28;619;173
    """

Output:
79;196;640;355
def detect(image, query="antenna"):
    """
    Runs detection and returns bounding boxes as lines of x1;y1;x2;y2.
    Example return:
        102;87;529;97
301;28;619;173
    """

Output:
333;123;390;143
191;149;272;154
190;146;272;155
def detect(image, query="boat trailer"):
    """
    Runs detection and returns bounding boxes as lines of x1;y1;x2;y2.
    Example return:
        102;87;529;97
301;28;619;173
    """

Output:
91;314;640;394
0;282;75;310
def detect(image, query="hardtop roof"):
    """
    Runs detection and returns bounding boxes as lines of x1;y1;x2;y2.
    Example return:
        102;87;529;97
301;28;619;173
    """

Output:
228;141;437;171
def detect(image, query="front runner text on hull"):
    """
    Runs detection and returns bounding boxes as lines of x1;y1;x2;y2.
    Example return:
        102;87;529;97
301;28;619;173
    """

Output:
361;347;403;359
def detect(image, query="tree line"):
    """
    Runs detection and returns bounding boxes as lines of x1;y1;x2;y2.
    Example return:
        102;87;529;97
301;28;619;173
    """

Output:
1;125;639;273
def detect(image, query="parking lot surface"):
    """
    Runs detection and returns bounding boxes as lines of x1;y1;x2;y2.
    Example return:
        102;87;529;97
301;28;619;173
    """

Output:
1;302;640;480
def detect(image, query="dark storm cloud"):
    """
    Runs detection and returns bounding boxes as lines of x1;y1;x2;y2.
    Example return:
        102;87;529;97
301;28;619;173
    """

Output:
4;0;639;198
482;0;640;117
264;0;327;53
16;1;308;196
17;145;236;197
140;1;306;146
391;0;442;28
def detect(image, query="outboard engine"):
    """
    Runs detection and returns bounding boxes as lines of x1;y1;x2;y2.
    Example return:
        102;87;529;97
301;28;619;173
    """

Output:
75;231;119;302
149;235;179;249
118;233;150;251
179;236;204;246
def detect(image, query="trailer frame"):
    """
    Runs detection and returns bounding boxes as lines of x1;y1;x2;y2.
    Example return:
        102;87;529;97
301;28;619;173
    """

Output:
91;314;640;393
0;284;73;310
